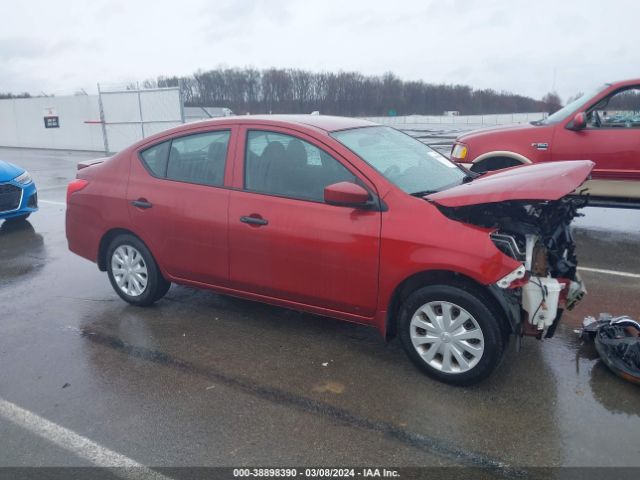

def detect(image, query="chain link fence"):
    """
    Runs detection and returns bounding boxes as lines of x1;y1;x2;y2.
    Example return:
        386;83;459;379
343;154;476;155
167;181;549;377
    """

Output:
97;83;184;153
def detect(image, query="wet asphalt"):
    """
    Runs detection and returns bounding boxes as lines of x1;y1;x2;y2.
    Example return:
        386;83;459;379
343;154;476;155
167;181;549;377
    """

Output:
0;147;639;472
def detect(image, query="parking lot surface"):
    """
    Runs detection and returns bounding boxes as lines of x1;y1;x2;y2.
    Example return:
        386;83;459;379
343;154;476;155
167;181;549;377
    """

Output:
0;147;639;473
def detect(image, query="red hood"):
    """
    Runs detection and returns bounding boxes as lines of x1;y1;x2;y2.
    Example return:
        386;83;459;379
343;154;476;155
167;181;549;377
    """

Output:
457;122;541;142
427;160;594;207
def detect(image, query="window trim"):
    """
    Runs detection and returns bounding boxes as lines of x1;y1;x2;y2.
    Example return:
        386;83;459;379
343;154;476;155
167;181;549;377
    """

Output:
137;129;232;187
242;128;378;206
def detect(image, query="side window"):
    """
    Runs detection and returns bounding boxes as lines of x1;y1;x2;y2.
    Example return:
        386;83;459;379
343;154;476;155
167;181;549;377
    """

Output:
589;87;640;128
140;140;170;177
244;130;357;202
166;131;231;186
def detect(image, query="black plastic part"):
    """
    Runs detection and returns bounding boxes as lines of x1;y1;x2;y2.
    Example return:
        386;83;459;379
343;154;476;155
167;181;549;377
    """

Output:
131;200;153;209
487;284;522;334
27;192;38;208
544;308;564;339
240;216;268;226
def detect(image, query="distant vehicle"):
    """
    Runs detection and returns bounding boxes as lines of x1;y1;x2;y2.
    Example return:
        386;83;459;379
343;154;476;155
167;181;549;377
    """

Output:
0;160;38;223
66;115;592;385
450;79;640;200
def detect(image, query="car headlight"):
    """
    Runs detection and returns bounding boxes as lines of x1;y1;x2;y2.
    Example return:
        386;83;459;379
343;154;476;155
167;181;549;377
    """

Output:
14;171;32;185
451;143;468;160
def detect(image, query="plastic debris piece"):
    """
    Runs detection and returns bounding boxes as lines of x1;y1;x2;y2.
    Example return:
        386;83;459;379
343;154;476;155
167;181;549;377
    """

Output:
580;313;640;384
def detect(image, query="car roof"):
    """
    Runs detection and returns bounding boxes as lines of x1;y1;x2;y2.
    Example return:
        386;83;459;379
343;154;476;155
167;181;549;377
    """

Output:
183;114;377;132
128;114;380;152
610;78;640;89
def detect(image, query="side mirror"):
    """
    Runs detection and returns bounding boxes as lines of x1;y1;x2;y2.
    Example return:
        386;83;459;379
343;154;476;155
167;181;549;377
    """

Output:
569;112;587;131
324;182;371;208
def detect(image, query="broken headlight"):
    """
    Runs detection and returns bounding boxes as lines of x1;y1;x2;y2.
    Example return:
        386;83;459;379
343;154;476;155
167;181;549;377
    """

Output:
490;232;526;261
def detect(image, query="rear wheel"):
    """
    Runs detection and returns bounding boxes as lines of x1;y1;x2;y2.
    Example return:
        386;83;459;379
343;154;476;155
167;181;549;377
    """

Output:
106;234;170;306
398;285;506;386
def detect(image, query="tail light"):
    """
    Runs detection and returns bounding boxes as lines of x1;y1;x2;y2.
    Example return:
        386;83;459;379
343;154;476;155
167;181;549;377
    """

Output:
66;179;89;203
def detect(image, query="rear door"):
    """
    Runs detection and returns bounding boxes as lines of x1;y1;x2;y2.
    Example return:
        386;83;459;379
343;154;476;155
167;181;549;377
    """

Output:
227;126;381;317
127;128;236;286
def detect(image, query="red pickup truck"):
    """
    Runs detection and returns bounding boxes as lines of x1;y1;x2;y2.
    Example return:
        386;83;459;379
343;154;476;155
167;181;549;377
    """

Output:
450;79;640;200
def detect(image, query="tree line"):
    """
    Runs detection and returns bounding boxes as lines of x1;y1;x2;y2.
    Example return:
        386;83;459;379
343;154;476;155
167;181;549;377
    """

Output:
0;92;31;99
142;68;559;116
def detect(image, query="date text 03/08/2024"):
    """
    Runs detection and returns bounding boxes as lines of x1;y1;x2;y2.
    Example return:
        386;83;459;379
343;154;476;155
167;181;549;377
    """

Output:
233;468;400;478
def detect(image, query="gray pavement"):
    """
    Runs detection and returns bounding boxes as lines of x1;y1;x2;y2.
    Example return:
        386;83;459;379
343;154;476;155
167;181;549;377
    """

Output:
0;147;639;473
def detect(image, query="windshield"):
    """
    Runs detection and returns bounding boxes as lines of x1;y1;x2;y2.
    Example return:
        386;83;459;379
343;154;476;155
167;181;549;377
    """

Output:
331;126;465;194
539;84;609;125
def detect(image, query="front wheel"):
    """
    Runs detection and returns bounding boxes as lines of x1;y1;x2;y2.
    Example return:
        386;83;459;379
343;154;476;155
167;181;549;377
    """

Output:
469;157;522;174
106;234;170;306
398;285;506;386
4;213;30;224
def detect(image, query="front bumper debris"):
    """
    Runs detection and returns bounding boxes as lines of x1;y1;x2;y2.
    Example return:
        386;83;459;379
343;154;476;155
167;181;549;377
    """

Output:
579;313;640;385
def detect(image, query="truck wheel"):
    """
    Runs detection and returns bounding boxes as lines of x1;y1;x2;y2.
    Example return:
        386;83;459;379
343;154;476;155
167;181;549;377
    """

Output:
398;285;506;386
470;157;522;173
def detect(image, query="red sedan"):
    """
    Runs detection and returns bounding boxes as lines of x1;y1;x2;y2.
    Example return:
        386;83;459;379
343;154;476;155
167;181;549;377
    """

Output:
66;115;592;384
450;78;640;200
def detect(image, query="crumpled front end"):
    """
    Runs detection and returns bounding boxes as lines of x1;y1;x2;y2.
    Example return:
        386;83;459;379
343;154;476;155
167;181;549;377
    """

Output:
435;194;588;339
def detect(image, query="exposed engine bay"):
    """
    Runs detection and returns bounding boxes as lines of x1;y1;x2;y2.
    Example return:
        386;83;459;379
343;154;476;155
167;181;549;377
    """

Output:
436;195;589;339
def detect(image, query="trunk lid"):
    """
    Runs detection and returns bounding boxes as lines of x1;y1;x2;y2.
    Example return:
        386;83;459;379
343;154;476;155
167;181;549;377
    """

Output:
77;157;110;170
427;160;594;207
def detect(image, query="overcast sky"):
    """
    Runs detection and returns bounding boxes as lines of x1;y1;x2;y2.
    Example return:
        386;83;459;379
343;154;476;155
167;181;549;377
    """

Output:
1;0;638;101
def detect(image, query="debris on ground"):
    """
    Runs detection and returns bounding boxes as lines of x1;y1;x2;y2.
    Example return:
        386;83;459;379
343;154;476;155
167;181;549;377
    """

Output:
579;313;640;385
312;381;345;394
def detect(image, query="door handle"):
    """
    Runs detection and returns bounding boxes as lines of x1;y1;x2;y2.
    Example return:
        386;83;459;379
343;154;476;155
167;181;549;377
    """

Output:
131;199;153;209
240;216;268;226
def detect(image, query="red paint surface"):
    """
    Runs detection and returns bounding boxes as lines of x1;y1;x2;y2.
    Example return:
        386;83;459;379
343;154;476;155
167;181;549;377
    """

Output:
453;78;640;181
67;115;590;335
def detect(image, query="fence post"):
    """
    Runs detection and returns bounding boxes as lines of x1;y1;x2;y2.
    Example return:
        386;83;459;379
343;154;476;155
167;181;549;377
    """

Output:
97;83;109;155
136;82;145;139
178;80;185;124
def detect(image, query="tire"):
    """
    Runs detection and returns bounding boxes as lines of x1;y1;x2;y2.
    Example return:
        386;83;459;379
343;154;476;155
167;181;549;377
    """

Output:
398;285;507;386
4;213;30;224
106;234;170;306
470;157;522;174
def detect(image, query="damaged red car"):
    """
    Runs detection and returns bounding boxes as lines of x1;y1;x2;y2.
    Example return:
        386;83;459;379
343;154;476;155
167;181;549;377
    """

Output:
66;116;592;385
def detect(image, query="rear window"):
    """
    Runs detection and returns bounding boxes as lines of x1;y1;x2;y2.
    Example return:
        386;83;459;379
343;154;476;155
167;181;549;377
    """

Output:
139;130;231;186
140;140;170;177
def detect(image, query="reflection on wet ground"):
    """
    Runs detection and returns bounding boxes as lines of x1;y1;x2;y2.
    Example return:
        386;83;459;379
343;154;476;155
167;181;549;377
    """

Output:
0;147;638;470
0;220;45;285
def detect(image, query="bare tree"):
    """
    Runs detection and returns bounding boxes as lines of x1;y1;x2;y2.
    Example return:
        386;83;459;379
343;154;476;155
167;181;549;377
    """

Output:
132;67;552;116
542;91;563;114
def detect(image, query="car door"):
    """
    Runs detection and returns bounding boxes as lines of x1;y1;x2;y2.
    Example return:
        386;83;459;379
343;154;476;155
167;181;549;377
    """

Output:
227;127;381;317
552;86;640;181
127;128;236;286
